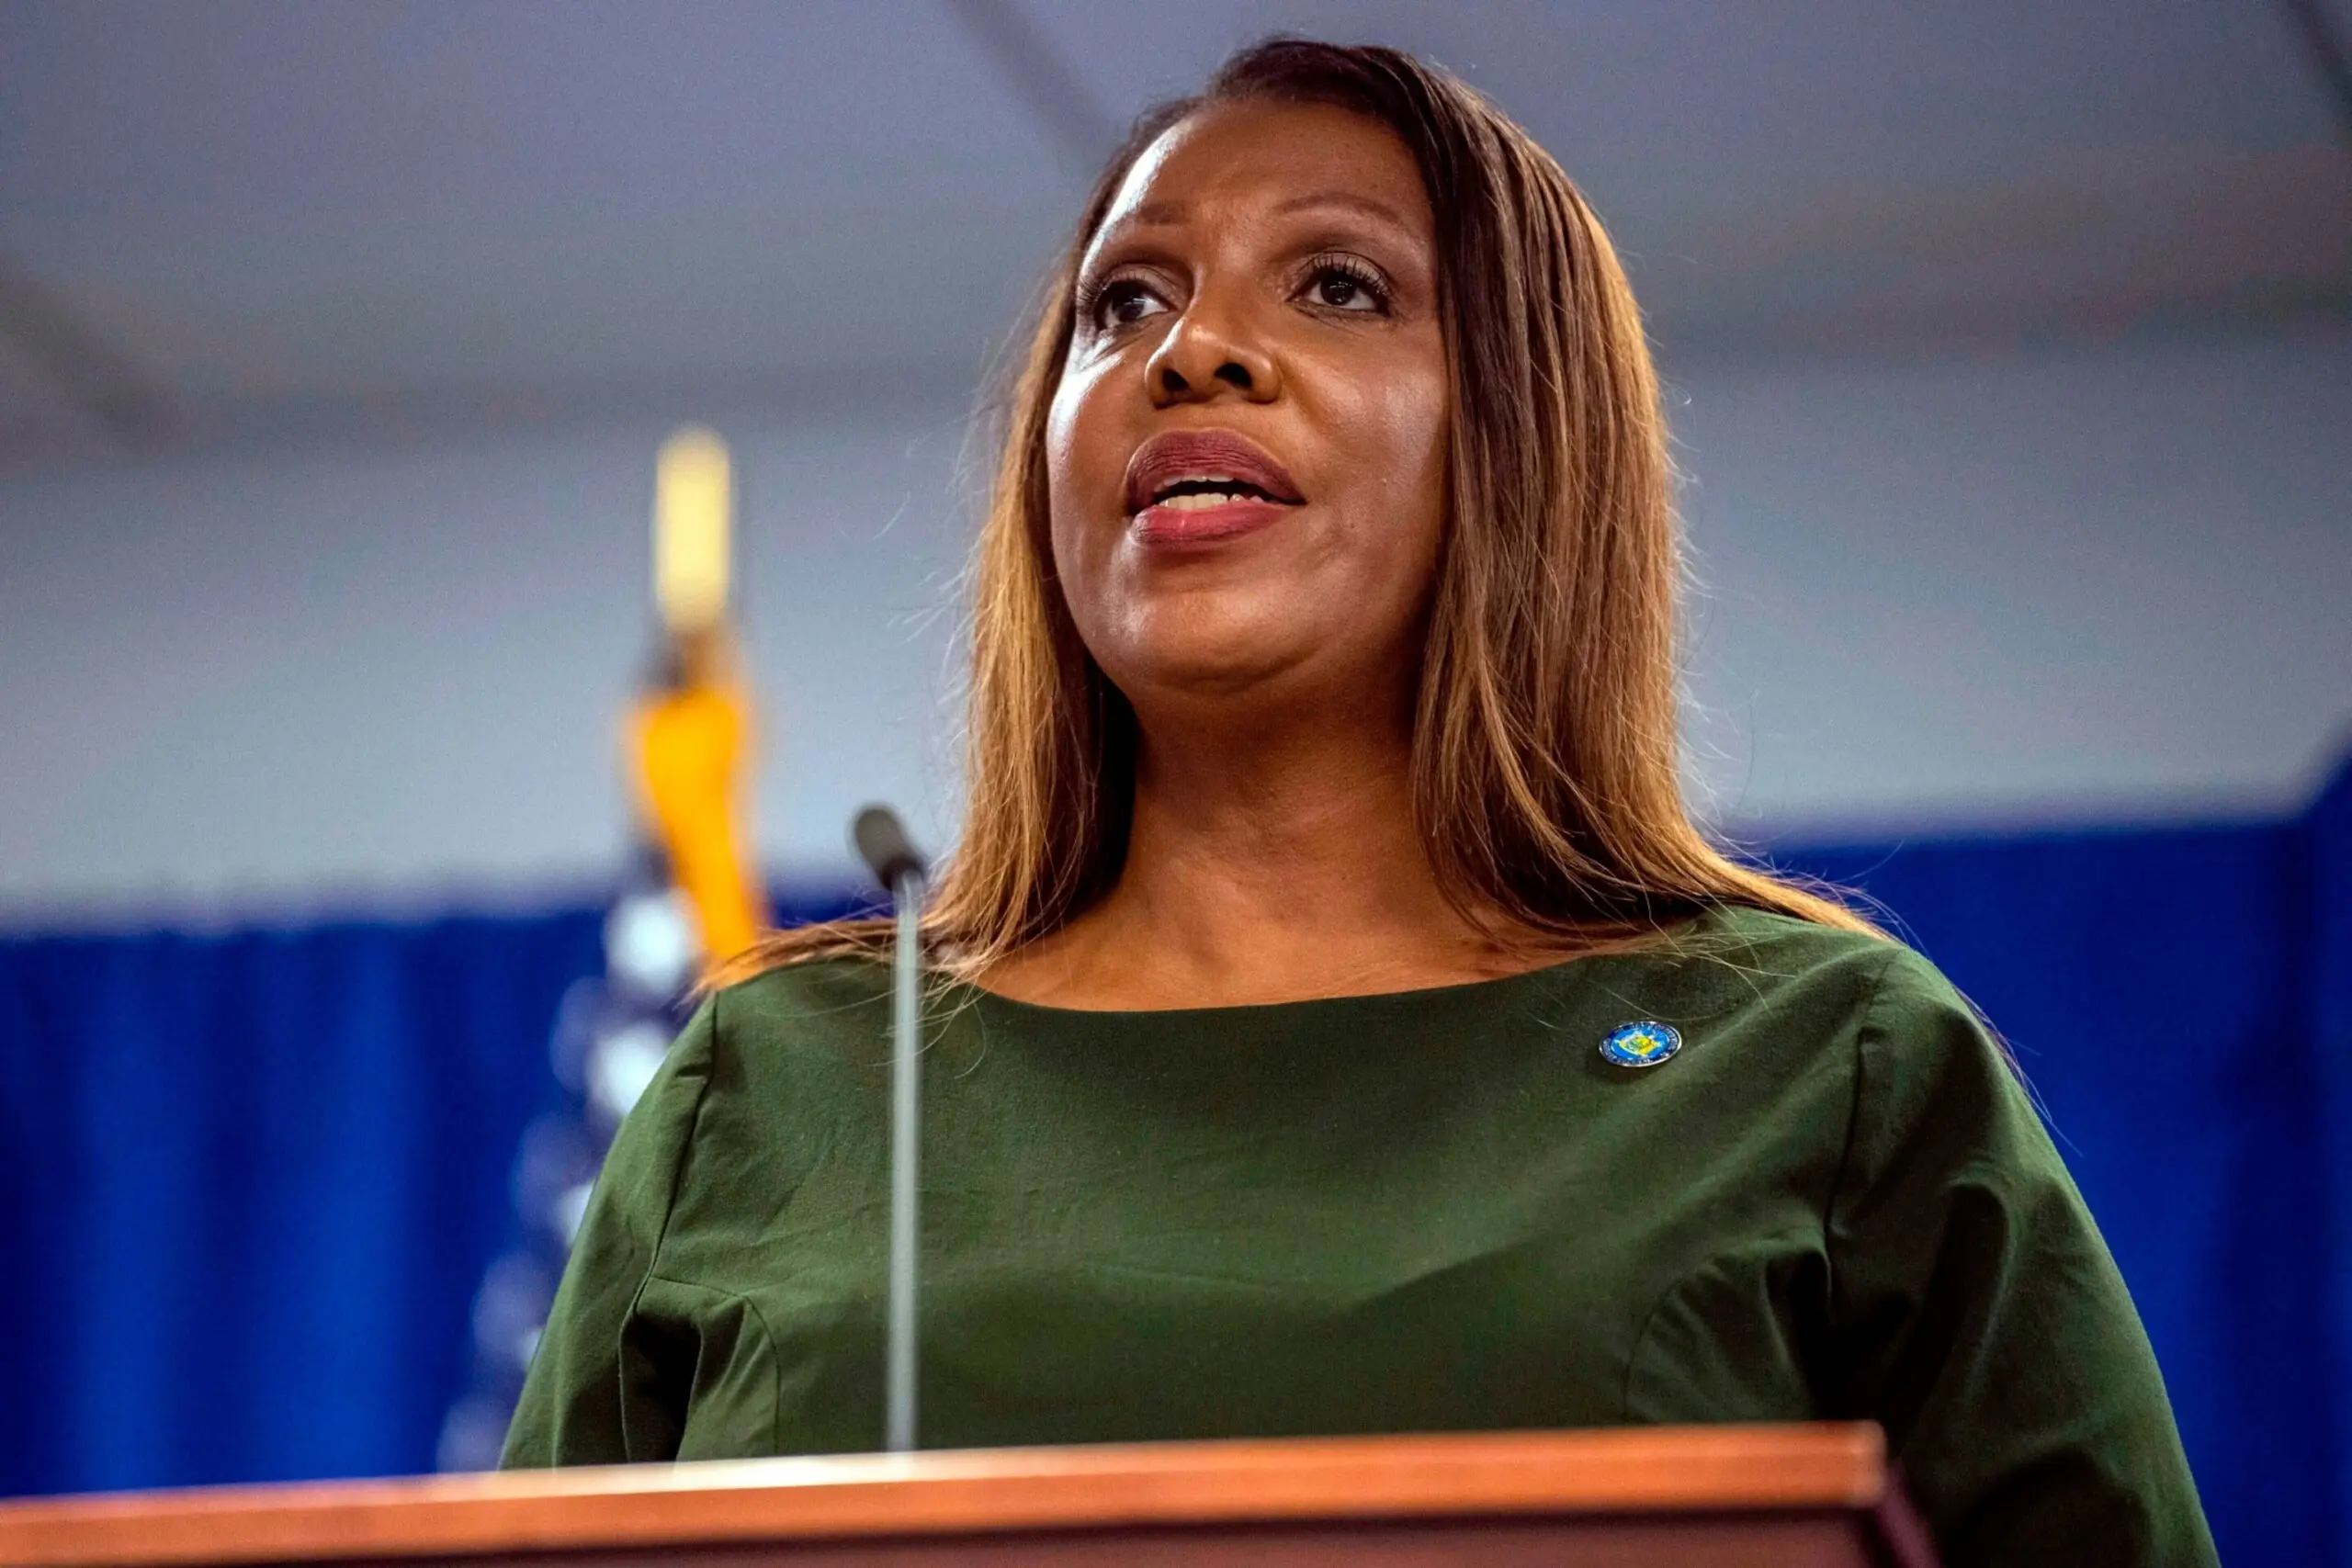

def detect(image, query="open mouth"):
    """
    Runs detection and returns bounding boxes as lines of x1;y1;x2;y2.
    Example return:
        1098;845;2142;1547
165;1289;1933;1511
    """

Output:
1122;430;1305;527
1145;474;1294;513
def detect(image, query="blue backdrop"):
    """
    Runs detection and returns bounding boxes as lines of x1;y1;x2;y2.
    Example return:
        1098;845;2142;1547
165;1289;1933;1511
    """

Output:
2;760;2346;1565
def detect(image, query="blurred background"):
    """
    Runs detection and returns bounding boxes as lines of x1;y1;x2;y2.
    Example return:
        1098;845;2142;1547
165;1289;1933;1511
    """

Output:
0;1;2346;1562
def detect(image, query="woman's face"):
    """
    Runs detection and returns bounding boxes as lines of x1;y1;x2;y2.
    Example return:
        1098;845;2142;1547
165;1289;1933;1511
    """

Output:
1046;98;1449;723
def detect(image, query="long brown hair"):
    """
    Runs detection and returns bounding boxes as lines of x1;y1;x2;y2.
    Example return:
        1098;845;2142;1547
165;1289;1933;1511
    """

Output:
725;38;1873;983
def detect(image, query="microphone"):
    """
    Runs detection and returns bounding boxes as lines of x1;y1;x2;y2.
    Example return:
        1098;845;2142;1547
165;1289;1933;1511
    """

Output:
853;805;927;1453
854;807;925;896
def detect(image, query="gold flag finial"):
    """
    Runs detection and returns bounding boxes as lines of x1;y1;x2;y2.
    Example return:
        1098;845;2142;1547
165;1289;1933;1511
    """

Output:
632;424;769;967
654;426;731;636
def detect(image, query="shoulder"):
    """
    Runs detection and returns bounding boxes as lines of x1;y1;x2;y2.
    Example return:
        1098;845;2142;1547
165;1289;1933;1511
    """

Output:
682;954;898;1122
1642;908;2057;1217
1600;906;1998;1111
1658;904;1979;1032
611;958;896;1144
1675;909;2050;1189
1631;903;1907;1039
709;953;894;1041
596;957;902;1237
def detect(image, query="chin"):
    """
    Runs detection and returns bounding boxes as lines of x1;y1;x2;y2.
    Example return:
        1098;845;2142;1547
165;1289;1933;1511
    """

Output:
1102;616;1313;705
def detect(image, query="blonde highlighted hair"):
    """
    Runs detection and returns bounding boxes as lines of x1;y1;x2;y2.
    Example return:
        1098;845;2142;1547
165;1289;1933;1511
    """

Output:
724;38;1872;983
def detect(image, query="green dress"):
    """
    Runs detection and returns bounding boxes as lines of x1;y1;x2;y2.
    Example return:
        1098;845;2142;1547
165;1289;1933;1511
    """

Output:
503;907;2216;1567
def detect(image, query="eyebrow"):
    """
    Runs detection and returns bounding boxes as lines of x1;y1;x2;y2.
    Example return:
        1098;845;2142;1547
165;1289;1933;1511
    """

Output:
1270;189;1416;227
1114;188;1418;233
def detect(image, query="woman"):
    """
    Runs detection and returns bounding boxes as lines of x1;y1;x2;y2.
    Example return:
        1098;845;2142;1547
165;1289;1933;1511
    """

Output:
506;39;2215;1566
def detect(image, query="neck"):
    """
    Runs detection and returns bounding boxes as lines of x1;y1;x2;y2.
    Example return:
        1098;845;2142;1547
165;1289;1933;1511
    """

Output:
988;684;1547;1009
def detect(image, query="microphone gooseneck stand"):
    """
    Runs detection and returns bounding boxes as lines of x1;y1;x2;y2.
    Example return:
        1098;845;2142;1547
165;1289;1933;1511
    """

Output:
853;806;927;1454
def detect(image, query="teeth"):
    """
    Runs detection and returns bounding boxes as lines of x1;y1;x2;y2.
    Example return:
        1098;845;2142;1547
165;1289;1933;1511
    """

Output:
1159;490;1252;511
1150;471;1246;505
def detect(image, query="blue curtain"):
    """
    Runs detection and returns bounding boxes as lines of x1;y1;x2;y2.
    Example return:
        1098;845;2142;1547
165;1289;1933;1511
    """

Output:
0;909;604;1495
2;761;2346;1566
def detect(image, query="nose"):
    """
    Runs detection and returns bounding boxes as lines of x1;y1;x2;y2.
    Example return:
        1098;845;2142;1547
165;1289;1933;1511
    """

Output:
1144;293;1280;408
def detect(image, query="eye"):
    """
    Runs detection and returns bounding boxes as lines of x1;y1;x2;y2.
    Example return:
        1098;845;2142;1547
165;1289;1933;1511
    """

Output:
1081;275;1171;332
1298;256;1392;314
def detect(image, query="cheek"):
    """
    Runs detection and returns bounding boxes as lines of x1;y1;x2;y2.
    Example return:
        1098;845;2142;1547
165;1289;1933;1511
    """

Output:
1329;348;1450;597
1044;357;1124;578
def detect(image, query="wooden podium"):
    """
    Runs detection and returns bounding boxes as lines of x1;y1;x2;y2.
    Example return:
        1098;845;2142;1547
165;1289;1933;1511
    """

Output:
0;1425;1936;1567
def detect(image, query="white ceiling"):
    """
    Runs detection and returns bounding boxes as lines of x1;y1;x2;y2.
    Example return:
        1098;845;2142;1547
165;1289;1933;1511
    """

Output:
1;0;2346;466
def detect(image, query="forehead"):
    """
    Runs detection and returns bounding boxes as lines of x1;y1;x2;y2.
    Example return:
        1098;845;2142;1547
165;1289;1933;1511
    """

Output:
1091;98;1432;245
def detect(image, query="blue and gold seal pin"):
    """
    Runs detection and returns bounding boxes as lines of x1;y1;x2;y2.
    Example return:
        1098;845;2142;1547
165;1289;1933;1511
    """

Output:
1599;1020;1682;1069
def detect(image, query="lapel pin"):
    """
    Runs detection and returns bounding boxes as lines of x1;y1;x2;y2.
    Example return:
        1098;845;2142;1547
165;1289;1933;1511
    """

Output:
1599;1020;1682;1069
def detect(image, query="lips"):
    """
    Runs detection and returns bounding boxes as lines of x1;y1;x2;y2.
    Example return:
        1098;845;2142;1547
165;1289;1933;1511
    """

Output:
1122;430;1305;518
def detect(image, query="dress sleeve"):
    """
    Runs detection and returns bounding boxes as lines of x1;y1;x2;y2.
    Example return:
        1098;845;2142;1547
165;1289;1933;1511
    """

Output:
499;999;716;1468
1827;948;2218;1567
